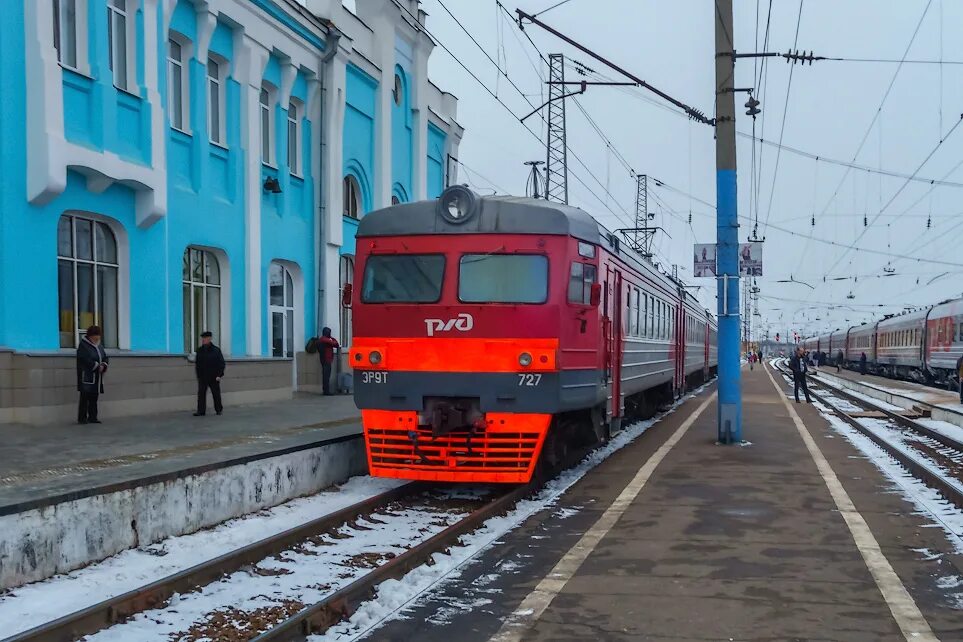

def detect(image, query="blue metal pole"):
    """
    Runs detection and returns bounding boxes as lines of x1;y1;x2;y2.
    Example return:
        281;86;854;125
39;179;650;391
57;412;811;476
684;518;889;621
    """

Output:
715;0;742;443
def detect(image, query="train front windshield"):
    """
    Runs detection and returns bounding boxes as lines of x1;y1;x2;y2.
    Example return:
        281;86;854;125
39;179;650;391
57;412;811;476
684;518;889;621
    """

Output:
361;254;445;303
458;254;548;303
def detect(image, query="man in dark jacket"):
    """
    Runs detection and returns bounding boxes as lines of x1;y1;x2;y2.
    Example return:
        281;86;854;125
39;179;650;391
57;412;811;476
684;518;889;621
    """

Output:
317;327;340;396
788;347;811;403
957;354;963;404
76;325;109;424
194;331;225;416
837;350;844;373
860;352;868;375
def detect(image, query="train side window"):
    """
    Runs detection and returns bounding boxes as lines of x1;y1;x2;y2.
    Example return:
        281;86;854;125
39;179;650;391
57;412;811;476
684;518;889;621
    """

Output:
577;241;596;259
958;322;962;342
630;288;640;336
567;262;596;305
642;292;649;337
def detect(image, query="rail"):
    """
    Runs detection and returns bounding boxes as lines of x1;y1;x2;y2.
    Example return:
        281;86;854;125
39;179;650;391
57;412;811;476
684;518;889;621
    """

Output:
773;360;963;512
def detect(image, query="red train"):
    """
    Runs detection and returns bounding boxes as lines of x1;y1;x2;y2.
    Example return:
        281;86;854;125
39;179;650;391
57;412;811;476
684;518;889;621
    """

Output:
345;186;717;483
803;297;963;385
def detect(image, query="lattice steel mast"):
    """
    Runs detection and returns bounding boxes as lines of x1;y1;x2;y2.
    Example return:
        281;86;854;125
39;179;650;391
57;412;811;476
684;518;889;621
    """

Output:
545;53;568;204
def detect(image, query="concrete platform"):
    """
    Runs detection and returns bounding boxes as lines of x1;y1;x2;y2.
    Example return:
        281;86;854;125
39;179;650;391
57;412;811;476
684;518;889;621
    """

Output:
0;393;364;589
372;365;963;641
0;392;360;511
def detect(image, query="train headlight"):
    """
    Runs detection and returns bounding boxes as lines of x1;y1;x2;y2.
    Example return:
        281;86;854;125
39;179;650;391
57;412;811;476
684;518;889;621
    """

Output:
369;350;383;365
518;352;533;367
437;185;478;224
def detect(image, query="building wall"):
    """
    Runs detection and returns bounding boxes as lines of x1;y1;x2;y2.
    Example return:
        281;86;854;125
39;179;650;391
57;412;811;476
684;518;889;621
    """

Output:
0;0;462;424
341;62;377;258
427;121;447;199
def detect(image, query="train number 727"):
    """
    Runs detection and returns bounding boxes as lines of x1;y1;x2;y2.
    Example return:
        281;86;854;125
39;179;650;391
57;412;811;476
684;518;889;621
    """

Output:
517;373;542;387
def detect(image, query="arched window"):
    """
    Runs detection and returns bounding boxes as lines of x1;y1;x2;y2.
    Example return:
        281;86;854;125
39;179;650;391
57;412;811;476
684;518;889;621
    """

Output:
57;214;119;348
182;247;221;353
392;73;402;106
269;262;295;357
339;255;354;347
343;175;361;219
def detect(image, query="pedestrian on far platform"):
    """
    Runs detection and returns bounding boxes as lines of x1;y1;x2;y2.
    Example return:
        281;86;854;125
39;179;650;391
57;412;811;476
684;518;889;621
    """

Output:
789;347;812;403
76;325;109;424
318;327;340;396
956;353;963;404
836;349;844;373
194;331;225;416
860;351;868;375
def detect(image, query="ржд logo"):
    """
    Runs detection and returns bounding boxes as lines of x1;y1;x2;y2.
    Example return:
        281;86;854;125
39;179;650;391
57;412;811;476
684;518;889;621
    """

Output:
424;313;474;337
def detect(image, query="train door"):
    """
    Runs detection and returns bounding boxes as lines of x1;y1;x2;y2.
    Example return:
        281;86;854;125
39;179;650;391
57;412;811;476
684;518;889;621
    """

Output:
610;271;624;421
674;305;684;395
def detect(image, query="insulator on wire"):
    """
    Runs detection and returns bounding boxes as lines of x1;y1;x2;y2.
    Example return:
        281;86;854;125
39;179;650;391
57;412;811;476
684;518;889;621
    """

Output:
927;215;931;229
863;215;868;227
811;214;815;227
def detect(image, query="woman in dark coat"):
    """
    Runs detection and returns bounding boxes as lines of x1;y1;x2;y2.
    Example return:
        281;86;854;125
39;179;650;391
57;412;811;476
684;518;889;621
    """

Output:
76;325;109;424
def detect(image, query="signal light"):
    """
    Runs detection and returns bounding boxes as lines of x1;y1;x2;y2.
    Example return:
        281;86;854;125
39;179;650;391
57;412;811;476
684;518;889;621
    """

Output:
369;350;383;365
518;352;533;367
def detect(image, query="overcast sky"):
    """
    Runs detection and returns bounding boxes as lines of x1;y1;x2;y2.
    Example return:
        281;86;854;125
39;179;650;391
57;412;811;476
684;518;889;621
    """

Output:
350;1;963;340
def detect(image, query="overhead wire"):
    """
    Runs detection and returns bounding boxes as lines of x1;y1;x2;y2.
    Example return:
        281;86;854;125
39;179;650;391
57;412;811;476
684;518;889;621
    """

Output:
760;0;804;238
417;0;635;227
814;0;933;221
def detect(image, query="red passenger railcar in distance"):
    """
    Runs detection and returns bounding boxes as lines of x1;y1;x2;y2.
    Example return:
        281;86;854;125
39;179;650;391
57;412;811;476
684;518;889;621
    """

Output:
347;186;717;483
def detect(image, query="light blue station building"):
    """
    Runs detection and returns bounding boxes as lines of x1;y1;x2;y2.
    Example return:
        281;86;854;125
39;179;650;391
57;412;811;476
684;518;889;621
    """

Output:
0;0;462;423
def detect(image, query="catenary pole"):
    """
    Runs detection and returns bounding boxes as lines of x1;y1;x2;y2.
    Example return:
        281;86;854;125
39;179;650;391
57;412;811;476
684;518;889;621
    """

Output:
715;0;742;442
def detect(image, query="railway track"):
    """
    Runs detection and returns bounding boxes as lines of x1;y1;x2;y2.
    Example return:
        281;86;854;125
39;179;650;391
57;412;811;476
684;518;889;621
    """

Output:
773;361;963;513
5;480;535;642
7;441;608;642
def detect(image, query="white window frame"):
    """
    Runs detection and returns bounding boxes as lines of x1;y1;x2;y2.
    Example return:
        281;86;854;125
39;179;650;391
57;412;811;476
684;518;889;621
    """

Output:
167;34;190;133
107;0;135;92
260;84;276;166
287;99;302;176
53;0;78;70
343;175;361;219
182;247;222;354
339;255;354;348
268;262;296;358
57;214;121;349
207;54;227;146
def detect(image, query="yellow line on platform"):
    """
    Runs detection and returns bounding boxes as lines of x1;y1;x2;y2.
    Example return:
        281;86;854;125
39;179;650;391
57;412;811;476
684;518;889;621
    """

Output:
764;364;938;642
489;391;717;642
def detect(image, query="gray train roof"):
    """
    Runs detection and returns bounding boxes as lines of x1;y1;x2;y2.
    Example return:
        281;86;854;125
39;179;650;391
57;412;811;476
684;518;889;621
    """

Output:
357;192;713;321
356;195;603;244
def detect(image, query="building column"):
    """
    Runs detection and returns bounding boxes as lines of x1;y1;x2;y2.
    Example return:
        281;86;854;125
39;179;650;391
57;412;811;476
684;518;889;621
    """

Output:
371;22;393;210
410;30;433;201
320;49;349;336
236;33;270;356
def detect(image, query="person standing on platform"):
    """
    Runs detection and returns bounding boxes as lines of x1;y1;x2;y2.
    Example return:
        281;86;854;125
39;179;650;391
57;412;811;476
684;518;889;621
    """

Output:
957;353;963;404
76;325;109;424
749;352;755;370
837;349;844;373
758;350;763;366
194;331;225;416
317;327;340;396
789;347;812;403
860;351;868;375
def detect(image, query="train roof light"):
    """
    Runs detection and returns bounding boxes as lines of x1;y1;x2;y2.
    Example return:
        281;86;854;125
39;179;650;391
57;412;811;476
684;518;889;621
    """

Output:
437;185;478;224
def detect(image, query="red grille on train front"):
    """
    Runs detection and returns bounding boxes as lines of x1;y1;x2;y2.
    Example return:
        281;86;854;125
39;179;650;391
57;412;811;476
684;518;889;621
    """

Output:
361;410;551;483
